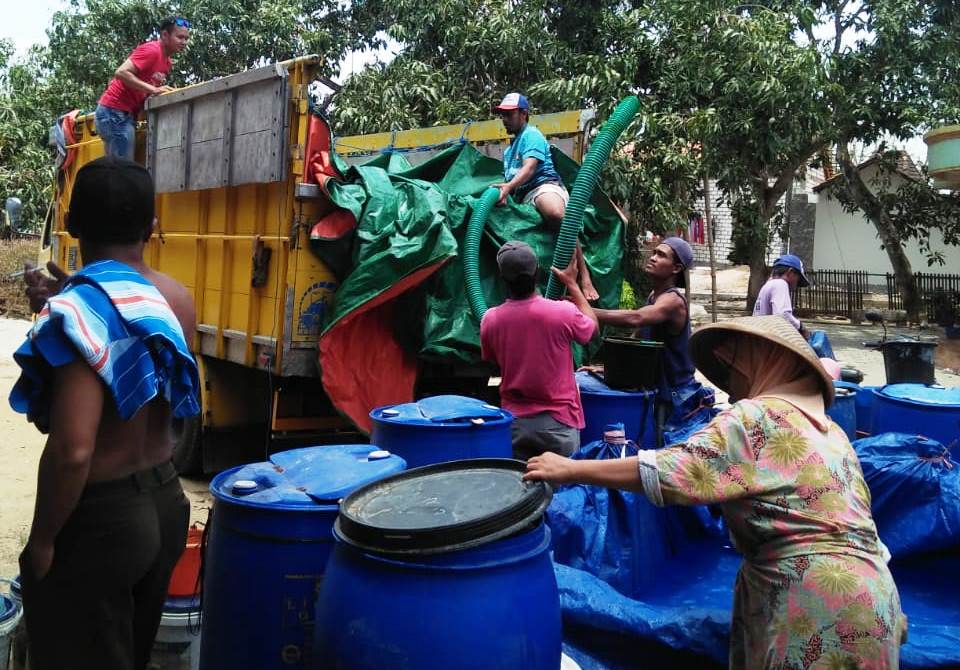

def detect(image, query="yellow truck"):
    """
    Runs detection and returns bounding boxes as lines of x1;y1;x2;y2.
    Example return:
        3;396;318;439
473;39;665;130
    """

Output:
42;55;597;473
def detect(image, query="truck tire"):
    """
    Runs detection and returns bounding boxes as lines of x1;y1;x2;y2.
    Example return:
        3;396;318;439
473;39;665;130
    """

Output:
172;415;204;476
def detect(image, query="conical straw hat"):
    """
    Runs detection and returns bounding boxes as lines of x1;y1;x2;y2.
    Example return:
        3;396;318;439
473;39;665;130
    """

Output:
689;315;835;406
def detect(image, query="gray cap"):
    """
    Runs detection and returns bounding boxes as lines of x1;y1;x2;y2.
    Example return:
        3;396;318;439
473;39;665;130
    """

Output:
663;237;693;269
497;241;538;281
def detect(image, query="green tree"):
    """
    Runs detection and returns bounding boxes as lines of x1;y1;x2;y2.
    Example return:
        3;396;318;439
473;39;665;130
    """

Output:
0;42;55;233
819;0;960;321
41;0;387;111
336;1;960;316
0;0;386;233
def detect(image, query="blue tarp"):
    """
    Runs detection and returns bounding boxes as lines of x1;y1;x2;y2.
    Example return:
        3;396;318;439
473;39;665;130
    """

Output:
853;432;960;559
557;551;960;670
547;438;722;600
551;435;960;668
809;329;836;359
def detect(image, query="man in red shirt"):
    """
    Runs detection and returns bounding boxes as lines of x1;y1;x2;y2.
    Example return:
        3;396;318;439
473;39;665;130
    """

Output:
95;17;190;159
481;241;598;460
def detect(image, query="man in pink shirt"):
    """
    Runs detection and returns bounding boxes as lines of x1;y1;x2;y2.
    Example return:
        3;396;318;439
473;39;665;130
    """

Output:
95;17;191;159
481;241;598;460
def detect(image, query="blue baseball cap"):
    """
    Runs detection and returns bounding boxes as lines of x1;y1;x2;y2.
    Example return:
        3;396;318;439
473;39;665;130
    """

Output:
662;237;693;270
493;93;529;112
773;254;810;287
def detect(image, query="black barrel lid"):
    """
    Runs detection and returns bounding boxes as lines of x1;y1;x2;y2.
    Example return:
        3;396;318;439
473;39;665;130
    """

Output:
335;459;552;555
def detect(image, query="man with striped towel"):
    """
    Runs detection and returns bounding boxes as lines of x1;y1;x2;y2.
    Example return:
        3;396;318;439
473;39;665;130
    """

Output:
9;156;200;670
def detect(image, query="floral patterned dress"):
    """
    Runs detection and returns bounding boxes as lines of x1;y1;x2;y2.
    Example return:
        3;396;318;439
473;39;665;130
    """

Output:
640;398;905;670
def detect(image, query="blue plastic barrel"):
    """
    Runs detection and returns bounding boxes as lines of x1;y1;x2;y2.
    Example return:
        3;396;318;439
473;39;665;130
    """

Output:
834;381;879;437
827;385;857;441
871;384;960;447
370;395;513;468
314;459;560;670
577;371;657;448
201;445;405;670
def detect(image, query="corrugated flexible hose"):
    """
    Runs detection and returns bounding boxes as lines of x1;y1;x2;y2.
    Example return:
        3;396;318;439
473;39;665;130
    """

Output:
544;95;640;299
463;186;502;320
463;95;640;318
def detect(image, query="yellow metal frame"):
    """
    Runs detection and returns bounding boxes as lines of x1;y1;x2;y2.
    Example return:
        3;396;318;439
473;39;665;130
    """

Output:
335;110;593;162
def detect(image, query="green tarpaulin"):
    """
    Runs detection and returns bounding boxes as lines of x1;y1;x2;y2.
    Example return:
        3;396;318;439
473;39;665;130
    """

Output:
312;141;625;431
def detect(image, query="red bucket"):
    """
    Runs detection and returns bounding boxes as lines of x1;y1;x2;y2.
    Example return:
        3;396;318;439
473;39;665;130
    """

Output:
167;525;204;597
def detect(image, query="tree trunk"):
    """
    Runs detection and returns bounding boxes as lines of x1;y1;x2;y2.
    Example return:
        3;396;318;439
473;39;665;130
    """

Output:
746;245;770;313
702;174;718;322
745;197;779;313
836;144;922;322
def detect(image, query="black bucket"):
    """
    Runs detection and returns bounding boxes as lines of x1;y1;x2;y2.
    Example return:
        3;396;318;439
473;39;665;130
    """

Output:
600;337;664;390
880;339;938;385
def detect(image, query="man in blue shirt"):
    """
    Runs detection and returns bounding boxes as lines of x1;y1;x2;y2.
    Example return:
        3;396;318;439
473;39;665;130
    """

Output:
493;93;599;301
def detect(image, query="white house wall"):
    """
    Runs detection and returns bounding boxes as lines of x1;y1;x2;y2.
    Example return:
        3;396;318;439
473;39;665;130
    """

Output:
813;169;960;274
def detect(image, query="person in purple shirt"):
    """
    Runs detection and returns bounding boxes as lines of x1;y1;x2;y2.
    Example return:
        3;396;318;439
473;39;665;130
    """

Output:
752;254;811;339
481;241;598;460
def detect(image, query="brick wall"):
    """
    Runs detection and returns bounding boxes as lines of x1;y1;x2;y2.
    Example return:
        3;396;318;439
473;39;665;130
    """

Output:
684;169;823;268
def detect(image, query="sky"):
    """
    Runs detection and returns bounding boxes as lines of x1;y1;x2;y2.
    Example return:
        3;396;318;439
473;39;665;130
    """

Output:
2;1;394;80
3;2;929;163
3;0;66;57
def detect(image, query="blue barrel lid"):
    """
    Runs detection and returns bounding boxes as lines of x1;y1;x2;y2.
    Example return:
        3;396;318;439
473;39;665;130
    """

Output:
0;593;16;624
211;444;407;508
371;394;511;426
878;384;960;407
336;459;552;555
576;371;657;397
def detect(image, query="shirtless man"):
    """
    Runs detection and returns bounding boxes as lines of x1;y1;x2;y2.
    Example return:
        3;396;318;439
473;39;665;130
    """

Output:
12;156;200;670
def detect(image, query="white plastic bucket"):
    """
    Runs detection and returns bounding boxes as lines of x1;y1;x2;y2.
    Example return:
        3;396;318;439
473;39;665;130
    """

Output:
149;598;201;670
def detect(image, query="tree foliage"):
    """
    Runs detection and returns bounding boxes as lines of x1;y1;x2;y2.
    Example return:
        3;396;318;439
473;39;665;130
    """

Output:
0;42;55;232
0;0;386;232
2;0;959;305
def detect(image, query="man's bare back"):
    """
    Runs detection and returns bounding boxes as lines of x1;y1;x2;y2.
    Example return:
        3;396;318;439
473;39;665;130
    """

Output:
86;266;196;482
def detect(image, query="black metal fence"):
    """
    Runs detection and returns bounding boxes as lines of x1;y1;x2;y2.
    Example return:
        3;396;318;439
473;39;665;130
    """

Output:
887;271;960;324
795;269;960;322
794;270;869;318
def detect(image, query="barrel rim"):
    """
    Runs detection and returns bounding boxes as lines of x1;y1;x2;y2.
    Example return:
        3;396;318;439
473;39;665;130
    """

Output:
334;520;553;570
876;384;960;408
369;406;514;427
335;459;552;555
601;336;664;348
924;124;960;144
577;370;659;398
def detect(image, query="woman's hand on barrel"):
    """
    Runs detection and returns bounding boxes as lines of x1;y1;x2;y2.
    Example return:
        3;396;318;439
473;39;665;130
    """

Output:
524;452;579;485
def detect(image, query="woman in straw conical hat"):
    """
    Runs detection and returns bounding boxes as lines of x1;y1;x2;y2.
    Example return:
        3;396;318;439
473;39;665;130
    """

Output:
526;316;905;669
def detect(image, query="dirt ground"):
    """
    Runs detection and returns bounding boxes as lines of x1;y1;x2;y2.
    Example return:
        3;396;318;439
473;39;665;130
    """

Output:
0;312;957;581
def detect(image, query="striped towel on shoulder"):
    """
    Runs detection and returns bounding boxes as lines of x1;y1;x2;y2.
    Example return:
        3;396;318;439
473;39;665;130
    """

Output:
10;260;201;432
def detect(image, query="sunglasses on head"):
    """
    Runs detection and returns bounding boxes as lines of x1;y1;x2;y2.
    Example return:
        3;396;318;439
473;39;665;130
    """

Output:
172;17;191;28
